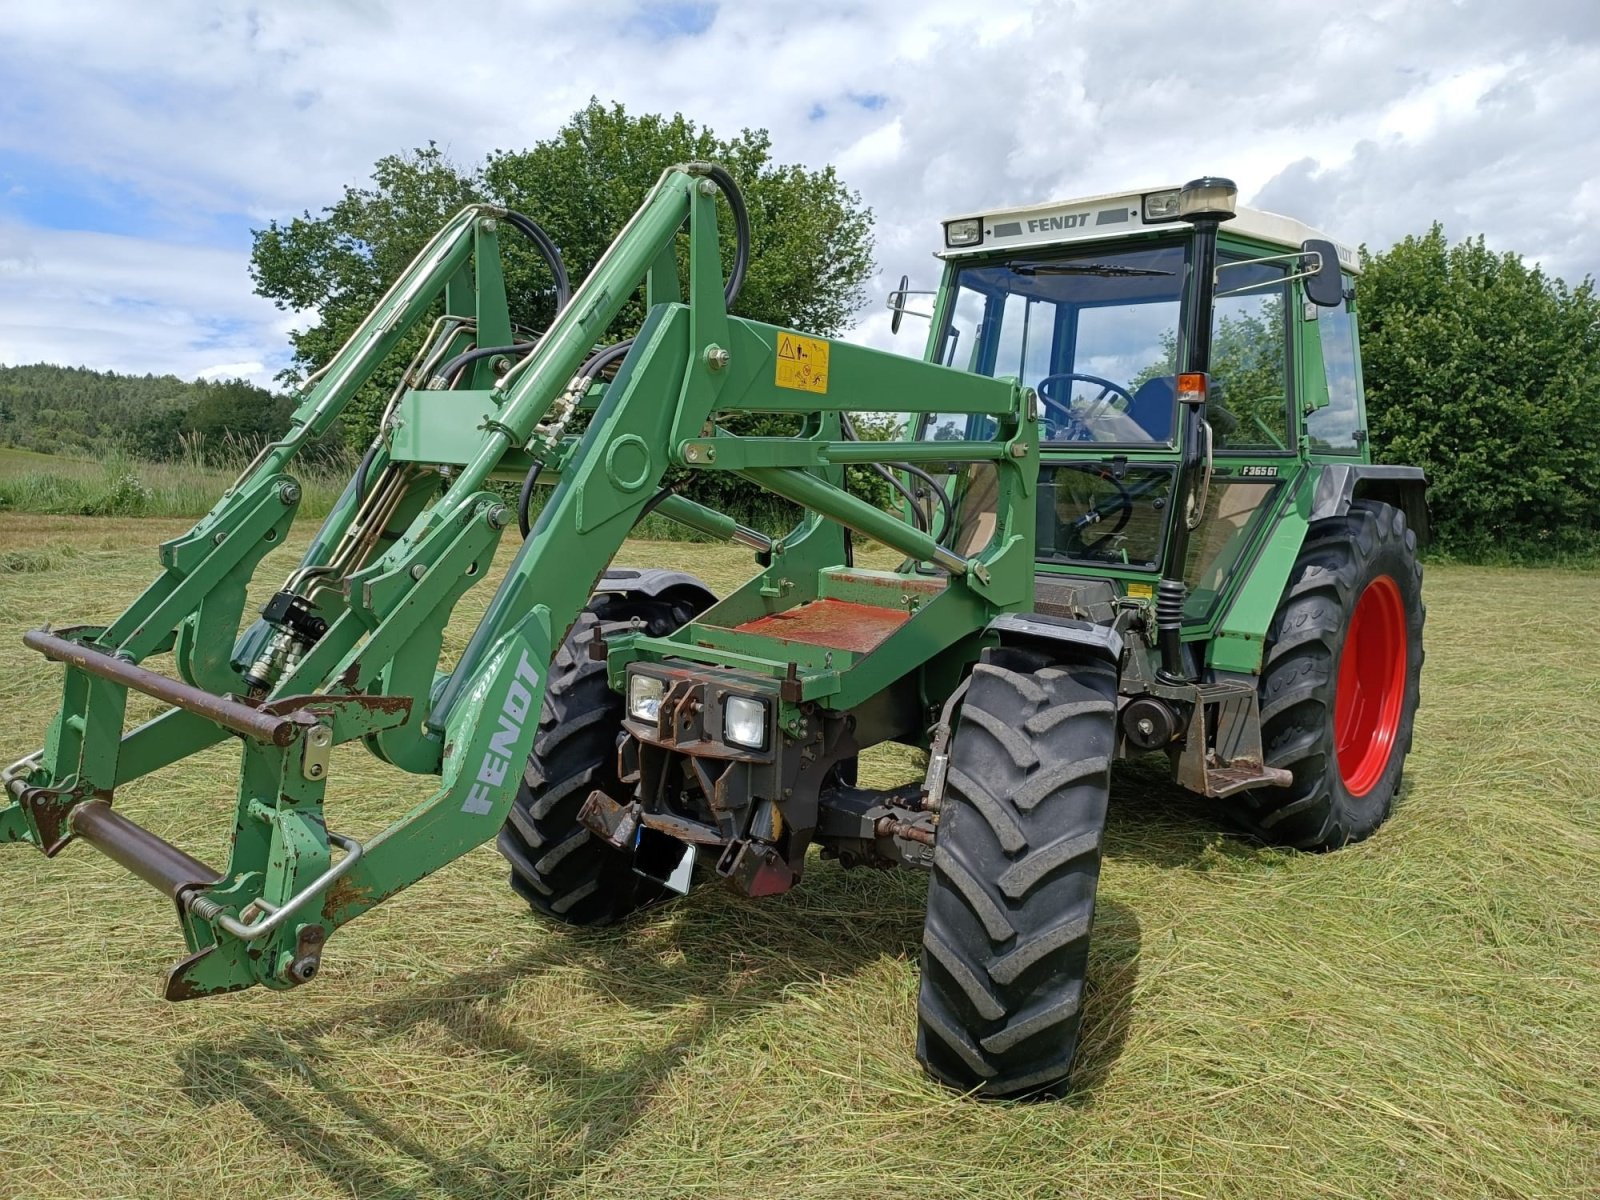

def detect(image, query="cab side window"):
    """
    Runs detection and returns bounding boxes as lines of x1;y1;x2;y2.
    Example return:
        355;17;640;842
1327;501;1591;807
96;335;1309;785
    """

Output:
1305;283;1364;454
1211;256;1291;452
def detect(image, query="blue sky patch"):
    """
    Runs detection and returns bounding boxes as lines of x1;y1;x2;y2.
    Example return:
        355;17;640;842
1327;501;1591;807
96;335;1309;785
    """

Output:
0;153;160;240
629;2;717;40
0;152;254;249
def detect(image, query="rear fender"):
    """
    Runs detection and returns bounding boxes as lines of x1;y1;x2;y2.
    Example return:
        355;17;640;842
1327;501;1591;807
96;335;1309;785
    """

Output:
1310;464;1429;548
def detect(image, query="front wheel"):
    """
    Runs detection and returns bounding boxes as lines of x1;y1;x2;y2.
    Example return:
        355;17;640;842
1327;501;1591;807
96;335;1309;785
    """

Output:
917;647;1117;1098
1231;499;1425;850
496;577;711;926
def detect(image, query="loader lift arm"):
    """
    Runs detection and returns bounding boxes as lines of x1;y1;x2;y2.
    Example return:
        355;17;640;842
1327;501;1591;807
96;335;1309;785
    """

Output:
2;163;1033;999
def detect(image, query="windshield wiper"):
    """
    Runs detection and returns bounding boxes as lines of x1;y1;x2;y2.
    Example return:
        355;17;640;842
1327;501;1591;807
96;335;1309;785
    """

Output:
1009;262;1174;277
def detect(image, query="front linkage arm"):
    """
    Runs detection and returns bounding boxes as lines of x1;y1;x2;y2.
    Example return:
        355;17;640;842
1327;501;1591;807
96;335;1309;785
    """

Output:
2;164;1026;999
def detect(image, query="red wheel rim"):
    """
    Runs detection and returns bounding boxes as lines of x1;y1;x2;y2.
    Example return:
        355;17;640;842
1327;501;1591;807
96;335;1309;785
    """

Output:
1334;574;1408;796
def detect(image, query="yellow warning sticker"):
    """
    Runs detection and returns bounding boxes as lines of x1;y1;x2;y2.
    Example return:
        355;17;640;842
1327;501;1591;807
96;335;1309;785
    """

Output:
775;332;829;394
1126;582;1154;600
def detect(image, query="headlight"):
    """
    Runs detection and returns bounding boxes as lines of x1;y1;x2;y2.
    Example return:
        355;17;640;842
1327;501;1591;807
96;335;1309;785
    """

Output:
628;673;665;721
722;695;769;750
943;218;983;248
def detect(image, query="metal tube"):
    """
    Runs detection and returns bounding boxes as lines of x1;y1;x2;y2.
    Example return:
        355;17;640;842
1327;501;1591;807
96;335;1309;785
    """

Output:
741;467;967;575
69;800;222;899
23;630;298;746
819;441;1006;464
186;832;363;942
652;493;774;552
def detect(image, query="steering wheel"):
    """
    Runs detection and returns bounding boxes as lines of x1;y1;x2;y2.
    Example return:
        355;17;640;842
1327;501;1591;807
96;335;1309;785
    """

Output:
1056;464;1135;558
1036;373;1137;441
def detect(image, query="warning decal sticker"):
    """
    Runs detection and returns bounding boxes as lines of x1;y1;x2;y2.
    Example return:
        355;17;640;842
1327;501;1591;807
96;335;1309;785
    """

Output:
775;332;829;394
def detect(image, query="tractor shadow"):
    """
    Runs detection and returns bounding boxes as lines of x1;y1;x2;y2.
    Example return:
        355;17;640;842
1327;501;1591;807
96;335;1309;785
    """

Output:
177;866;1142;1196
1104;753;1280;870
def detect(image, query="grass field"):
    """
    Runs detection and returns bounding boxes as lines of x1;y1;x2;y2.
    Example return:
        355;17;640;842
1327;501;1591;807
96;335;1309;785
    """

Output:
0;512;1596;1199
0;446;350;521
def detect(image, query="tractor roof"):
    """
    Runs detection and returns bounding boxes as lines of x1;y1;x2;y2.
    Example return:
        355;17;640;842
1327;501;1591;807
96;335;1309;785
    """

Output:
938;185;1358;273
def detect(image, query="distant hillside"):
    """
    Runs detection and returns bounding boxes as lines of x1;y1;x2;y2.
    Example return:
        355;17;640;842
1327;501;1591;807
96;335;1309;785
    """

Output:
0;364;324;461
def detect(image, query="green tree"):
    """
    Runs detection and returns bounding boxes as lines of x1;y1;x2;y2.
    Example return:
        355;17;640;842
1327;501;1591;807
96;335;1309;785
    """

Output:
1359;225;1600;556
249;100;876;485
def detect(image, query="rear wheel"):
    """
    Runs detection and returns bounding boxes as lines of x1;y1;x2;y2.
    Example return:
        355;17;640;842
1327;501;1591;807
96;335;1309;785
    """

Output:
917;647;1117;1098
496;580;710;926
1233;500;1424;849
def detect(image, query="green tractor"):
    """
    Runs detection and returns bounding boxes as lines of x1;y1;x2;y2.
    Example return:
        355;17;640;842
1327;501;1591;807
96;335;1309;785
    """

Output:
2;167;1424;1099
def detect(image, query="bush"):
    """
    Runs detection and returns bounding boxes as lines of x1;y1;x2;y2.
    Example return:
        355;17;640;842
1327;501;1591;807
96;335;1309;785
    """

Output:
1360;226;1600;559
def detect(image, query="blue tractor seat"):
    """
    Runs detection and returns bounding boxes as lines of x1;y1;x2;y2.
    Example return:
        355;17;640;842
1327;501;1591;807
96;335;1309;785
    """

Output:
1127;376;1175;442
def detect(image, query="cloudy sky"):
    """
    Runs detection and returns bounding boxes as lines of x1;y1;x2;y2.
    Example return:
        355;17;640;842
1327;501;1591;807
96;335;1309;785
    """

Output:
1;0;1595;388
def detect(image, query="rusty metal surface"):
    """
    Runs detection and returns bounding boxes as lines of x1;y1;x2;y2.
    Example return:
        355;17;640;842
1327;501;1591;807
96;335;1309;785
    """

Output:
638;808;726;846
577;789;636;848
68;799;223;899
23;628;300;746
17;783;85;856
1174;680;1294;797
715;838;796;897
163;945;254;1003
730;599;911;654
820;567;947;598
874;815;936;846
321;874;379;922
259;692;413;719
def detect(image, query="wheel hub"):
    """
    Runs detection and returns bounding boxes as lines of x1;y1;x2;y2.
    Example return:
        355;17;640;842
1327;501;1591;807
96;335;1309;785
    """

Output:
1334;574;1408;796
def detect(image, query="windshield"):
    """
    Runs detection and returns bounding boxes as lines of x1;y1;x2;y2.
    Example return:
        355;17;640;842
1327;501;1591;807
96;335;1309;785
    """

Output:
933;241;1186;445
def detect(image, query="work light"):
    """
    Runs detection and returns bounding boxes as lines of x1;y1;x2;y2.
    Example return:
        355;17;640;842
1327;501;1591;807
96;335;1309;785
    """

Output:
722;695;769;750
1142;189;1182;222
943;218;983;248
628;673;665;721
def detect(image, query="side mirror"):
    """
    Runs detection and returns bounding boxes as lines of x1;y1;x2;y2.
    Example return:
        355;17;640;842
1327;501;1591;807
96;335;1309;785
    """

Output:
1300;239;1345;308
886;273;936;334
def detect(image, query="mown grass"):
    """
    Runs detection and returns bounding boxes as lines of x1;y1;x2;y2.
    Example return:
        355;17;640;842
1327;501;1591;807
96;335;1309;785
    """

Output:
0;513;1595;1199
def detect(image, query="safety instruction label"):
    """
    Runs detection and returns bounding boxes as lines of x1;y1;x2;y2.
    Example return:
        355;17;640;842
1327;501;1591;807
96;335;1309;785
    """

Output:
1125;582;1154;600
775;332;829;394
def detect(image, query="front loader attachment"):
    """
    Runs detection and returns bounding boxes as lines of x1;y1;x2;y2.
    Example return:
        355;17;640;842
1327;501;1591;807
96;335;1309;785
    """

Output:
2;162;1030;998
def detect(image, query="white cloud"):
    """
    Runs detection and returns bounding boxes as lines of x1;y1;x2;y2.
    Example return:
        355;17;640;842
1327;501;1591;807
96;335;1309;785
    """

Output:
0;223;288;387
0;0;1596;382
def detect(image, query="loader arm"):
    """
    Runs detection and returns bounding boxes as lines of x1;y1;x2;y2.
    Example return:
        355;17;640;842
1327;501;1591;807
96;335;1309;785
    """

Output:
2;163;1028;998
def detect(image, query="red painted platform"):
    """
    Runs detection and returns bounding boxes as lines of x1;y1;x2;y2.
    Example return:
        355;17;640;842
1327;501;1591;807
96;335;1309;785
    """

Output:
731;599;910;654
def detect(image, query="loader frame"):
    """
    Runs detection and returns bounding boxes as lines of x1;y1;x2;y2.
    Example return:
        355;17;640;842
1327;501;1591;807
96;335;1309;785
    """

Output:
2;164;1036;998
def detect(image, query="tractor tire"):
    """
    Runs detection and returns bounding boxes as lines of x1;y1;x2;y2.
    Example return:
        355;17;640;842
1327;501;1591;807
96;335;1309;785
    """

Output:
496;581;710;927
1232;499;1424;850
917;647;1117;1098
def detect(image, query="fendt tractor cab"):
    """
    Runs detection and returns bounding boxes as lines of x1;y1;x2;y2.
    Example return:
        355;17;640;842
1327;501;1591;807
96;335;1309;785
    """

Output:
4;169;1424;1098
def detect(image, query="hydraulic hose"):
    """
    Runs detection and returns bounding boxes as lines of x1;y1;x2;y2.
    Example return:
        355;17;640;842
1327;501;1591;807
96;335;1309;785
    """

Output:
633;484;678;528
516;338;639;538
871;463;928;532
500;210;572;312
433;341;536;387
701;164;750;308
515;165;747;539
429;210;572;389
902;460;957;547
352;441;379;501
840;413;954;539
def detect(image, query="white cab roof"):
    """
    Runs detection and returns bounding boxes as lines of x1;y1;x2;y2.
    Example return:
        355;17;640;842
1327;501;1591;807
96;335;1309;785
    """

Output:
939;185;1358;272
